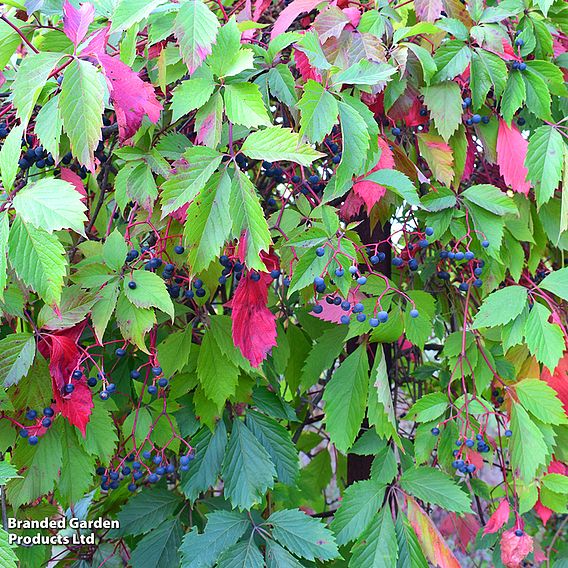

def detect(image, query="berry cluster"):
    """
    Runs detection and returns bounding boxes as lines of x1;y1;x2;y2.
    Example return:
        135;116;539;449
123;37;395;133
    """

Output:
437;245;488;291
19;407;55;446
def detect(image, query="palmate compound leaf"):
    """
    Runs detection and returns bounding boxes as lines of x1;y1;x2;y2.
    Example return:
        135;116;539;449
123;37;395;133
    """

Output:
241;126;325;167
221;418;276;510
217;540;264;568
12;178;87;235
322;344;369;453
268;508;340;561
514;378;568;425
7;216;66;306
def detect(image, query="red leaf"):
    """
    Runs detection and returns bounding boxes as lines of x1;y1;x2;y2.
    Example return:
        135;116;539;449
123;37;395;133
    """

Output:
439;512;480;553
228;262;278;368
271;0;323;38
541;351;568;413
97;54;162;143
534;499;553;526
339;191;364;221
37;324;93;436
500;529;534;568
496;119;530;195
414;0;443;22
352;136;395;212
483;499;510;535
293;48;322;82
407;496;461;568
60;167;87;201
63;1;95;47
462;133;475;181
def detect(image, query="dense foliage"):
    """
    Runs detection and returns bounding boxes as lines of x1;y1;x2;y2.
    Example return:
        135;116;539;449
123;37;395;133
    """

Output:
0;0;567;565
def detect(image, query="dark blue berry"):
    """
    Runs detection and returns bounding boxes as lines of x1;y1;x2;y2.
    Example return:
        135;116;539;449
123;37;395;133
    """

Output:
431;427;440;436
148;385;158;395
42;418;51;428
142;450;152;459
392;257;403;267
504;429;512;437
369;318;379;327
481;116;490;124
115;348;126;357
465;439;474;448
158;378;168;388
472;114;481;124
335;268;344;277
465;251;475;260
128;281;137;289
357;276;367;285
481;240;489;248
425;227;434;236
291;175;300;183
196;288;206;297
148;473;159;483
26;410;37;420
408;259;418;271
356;313;366;322
410;309;419;318
19;428;29;438
64;384;74;393
43;407;54;417
391;127;401;136
377;311;388;323
370;255;379;264
315;247;325;257
270;269;280;279
515;529;523;536
250;272;261;281
340;315;350;325
28;436;39;445
312;305;323;314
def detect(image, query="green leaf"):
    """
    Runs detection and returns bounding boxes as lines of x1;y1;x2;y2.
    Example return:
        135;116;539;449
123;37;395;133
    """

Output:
0;124;25;191
111;0;167;32
102;229;128;272
8;217;66;306
540;267;568;301
0;212;8;299
470;49;507;110
509;402;548;482
223;83;271;128
333;60;397;86
79;400;118;464
500;72;526;125
59;59;105;170
542;473;568;494
300;326;348;389
195;92;223;148
242;127;325;167
56;422;95;506
515;379;568;425
171;77;216;121
116;162;158;212
422;82;462;142
229;170;272;271
34;95;63;162
349;506;398;568
12;51;63;125
173;0;219;73
115;294;156;353
525;125;564;207
267;64;298;108
331;479;386;545
116;487;182;536
524;302;565;372
246;411;299;485
7;426;63;509
180;511;250;568
124;270;174;319
130;519;183;568
0;333;35;388
181;421;227;501
91;279;120;343
265;541;305;568
208;19;255;78
288;246;332;294
160;146;223;216
156;327;193;378
268;509;340;561
363;170;420;206
0;528;17;568
395;513;428;568
297;80;339;144
222;419;276;510
472;286;528;328
37;288;95;329
197;330;240;409
461;184;518;216
183;170;232;272
217;540;264;568
406;392;448;422
400;467;472;513
523;70;552;121
433;41;471;82
0;462;20;485
12;178;87;235
323;345;369;452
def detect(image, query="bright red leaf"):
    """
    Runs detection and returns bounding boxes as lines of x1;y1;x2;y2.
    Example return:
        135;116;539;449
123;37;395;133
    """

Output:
542;351;568;413
271;0;323;38
483;499;510;535
496;119;530;195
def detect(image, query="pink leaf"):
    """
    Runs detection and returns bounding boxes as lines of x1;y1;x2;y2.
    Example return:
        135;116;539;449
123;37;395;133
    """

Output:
496;119;530;195
500;529;534;568
253;0;272;21
97;54;162;142
0;71;5;89
53;380;94;437
483;499;510;535
228;255;279;367
340;191;364;221
271;0;325;38
80;25;110;55
60;167;87;201
312;290;362;323
462;133;475;181
63;1;95;47
439;513;480;553
352;136;395;212
342;7;361;27
534;500;553;526
413;0;443;22
293;48;322;82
